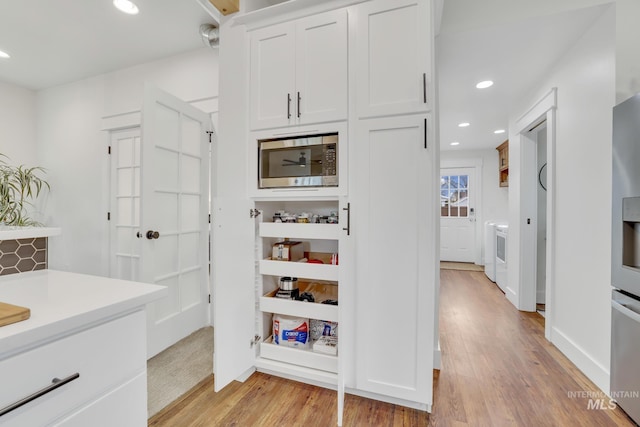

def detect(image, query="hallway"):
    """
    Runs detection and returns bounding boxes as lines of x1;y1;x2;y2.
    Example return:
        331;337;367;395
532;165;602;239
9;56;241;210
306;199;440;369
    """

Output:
150;270;635;426
432;269;633;426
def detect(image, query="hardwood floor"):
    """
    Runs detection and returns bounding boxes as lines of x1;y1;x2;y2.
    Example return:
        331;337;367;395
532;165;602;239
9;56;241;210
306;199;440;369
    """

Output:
149;270;635;426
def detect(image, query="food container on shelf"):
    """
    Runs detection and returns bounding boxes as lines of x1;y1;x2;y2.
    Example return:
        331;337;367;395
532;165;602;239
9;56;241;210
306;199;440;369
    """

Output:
272;241;304;261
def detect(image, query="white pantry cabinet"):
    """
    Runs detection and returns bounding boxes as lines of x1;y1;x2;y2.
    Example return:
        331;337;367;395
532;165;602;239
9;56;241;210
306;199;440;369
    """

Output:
355;0;432;118
350;114;435;405
250;9;348;130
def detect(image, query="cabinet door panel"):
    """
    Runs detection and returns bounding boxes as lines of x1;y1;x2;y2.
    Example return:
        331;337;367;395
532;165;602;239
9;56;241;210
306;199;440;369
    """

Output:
356;0;431;118
353;115;434;404
250;23;296;130
296;9;348;124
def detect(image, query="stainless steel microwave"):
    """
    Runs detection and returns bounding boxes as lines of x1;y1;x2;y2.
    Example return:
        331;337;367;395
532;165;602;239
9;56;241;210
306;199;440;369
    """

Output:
258;133;338;189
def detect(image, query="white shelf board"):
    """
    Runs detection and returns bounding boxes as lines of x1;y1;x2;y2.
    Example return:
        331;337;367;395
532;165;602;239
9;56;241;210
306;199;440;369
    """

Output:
260;339;338;373
255;357;338;387
260;259;339;281
260;295;338;322
259;222;340;240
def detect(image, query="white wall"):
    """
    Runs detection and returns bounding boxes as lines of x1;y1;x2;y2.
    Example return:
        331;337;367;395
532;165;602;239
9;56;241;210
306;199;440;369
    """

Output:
508;6;615;391
441;148;509;263
0;81;37;165
36;47;219;275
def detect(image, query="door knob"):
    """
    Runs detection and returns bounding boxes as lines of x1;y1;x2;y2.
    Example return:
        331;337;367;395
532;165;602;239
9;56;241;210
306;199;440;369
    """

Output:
146;230;160;240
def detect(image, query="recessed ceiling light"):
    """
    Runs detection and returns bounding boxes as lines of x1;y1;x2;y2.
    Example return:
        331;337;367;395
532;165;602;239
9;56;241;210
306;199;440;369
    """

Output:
450;142;460;146
458;122;470;128
113;0;139;15
494;129;506;134
0;50;10;59
476;80;494;89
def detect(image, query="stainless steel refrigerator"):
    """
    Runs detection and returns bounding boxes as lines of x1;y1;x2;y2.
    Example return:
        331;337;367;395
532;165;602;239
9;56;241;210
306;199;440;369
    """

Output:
611;93;640;423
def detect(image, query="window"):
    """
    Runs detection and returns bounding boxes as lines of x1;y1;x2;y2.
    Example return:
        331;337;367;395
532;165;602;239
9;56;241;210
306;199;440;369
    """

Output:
441;174;469;217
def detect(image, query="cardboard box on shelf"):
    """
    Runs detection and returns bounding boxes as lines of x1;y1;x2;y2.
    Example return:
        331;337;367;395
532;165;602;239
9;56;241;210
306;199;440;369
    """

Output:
272;241;304;261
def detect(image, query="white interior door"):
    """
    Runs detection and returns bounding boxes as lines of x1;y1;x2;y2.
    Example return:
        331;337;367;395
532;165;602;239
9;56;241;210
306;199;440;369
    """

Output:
440;167;476;262
109;128;142;282
141;85;211;358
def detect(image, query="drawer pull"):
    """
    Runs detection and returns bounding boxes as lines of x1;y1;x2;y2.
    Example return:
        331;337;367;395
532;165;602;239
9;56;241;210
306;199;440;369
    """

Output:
0;372;80;417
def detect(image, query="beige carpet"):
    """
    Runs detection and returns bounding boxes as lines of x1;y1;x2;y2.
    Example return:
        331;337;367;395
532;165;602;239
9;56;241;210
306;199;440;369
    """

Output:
147;326;213;418
440;261;485;272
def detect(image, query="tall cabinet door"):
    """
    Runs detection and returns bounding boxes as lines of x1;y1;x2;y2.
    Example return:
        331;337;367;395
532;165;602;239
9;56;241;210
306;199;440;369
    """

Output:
250;22;296;130
295;9;348;125
352;115;435;405
355;0;431;118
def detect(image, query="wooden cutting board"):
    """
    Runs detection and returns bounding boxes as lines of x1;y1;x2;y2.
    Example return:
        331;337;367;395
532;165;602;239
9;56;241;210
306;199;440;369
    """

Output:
0;301;30;327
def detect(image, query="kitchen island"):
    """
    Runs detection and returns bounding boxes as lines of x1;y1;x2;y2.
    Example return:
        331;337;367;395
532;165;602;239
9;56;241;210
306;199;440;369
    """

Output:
0;270;166;426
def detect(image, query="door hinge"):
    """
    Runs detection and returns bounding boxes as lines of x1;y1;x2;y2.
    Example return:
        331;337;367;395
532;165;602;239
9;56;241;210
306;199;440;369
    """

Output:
250;209;261;218
108;146;111;155
107;212;111;221
250;335;262;348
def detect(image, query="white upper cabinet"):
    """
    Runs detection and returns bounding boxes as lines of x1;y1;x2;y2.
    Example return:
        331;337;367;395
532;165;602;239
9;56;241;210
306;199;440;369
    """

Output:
250;23;296;130
355;0;431;118
250;9;348;130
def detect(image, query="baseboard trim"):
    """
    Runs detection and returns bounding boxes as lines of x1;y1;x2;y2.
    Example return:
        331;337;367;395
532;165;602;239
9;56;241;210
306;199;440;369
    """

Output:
551;326;609;393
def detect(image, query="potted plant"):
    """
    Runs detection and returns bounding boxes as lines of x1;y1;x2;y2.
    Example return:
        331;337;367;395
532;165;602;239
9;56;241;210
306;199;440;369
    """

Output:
0;154;50;226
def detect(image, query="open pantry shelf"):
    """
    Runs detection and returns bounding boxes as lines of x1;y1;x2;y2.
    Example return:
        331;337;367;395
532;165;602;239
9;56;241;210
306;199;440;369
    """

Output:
259;222;341;240
260;336;338;374
260;259;339;281
260;282;338;321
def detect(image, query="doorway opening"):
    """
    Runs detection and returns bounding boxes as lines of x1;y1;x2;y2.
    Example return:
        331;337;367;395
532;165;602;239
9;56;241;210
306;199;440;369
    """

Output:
440;163;481;265
515;87;556;340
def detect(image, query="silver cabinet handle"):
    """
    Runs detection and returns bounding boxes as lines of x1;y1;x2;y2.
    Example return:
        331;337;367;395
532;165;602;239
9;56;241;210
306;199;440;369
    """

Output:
423;73;427;104
424;118;428;149
0;373;80;417
287;93;291;119
297;92;301;118
342;203;351;236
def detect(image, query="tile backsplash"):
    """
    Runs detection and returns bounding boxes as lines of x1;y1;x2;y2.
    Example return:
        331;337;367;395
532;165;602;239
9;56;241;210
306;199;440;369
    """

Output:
0;238;47;276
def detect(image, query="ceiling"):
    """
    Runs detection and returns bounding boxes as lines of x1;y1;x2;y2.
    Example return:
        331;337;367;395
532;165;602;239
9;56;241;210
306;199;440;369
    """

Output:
0;0;217;90
0;1;609;152
437;3;609;151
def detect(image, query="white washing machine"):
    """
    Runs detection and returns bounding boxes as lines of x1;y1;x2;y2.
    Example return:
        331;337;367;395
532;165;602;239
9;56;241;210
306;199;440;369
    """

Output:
495;224;509;292
484;220;507;282
484;221;498;282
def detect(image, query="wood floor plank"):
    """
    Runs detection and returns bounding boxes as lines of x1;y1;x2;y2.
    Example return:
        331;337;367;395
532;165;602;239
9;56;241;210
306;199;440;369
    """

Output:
149;269;636;426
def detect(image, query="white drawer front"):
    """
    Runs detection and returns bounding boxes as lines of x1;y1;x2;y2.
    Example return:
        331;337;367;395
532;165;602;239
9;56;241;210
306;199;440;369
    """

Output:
0;310;146;426
53;371;147;427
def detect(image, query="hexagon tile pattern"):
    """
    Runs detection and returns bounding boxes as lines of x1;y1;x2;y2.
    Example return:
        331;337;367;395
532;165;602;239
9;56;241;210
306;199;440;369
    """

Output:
0;238;47;276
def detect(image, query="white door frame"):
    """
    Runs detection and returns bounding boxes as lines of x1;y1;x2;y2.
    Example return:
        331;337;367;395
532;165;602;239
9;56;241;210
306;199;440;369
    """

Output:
440;158;483;265
513;87;556;341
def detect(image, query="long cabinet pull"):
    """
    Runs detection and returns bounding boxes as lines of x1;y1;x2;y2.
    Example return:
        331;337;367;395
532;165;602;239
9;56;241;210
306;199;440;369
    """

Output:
423;73;427;104
424;118;428;149
342;203;351;236
0;373;80;417
287;93;292;119
297;92;301;118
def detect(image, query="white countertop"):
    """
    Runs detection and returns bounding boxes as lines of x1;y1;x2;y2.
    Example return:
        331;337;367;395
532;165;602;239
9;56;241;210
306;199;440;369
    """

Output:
0;270;167;358
0;226;62;240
